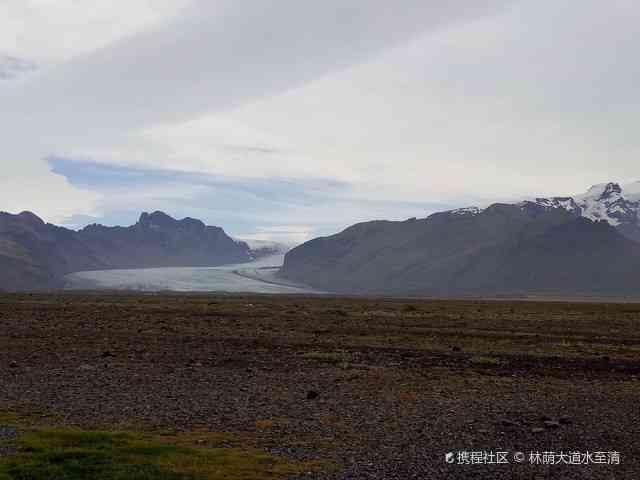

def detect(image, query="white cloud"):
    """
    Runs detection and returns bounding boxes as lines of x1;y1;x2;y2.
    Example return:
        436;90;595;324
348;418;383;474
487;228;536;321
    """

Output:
1;0;507;223
0;0;191;61
226;0;640;201
1;0;639;234
240;225;316;245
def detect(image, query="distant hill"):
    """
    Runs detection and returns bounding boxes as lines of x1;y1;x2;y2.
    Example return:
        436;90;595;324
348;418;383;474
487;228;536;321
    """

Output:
281;189;640;297
77;211;251;269
0;211;251;291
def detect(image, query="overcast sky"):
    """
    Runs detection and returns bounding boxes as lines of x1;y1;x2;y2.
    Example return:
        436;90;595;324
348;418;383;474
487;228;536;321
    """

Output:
1;0;639;243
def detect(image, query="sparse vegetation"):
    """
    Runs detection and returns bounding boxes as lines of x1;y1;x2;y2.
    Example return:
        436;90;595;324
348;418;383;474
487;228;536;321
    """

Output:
2;294;640;478
470;355;502;366
0;426;307;480
302;351;350;364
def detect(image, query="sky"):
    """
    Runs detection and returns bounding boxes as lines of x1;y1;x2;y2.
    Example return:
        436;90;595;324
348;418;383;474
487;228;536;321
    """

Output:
1;0;639;243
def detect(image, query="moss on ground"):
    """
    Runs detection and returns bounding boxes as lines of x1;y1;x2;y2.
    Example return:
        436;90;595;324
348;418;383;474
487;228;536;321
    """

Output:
470;355;502;366
301;351;350;364
0;424;316;480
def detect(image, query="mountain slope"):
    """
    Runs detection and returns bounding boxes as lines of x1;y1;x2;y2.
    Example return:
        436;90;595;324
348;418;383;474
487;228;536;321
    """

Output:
77;211;251;269
281;203;640;296
0;211;104;290
519;181;640;242
0;250;57;291
0;211;252;291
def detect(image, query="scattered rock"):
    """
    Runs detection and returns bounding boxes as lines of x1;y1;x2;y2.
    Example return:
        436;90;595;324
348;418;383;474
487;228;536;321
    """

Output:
544;420;561;429
78;364;94;371
540;415;553;422
9;361;18;369
559;417;572;425
100;351;116;358
531;427;545;434
500;419;521;428
306;390;319;400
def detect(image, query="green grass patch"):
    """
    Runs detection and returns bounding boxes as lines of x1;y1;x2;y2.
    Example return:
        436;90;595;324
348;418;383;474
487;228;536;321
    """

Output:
302;351;350;364
0;427;315;480
470;355;502;366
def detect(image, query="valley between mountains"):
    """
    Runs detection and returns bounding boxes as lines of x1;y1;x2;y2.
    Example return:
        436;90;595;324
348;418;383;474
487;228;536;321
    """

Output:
2;181;640;298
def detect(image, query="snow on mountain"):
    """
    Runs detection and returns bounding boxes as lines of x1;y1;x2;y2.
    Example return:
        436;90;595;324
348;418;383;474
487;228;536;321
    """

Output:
444;181;640;242
522;196;580;214
573;182;640;227
450;206;482;216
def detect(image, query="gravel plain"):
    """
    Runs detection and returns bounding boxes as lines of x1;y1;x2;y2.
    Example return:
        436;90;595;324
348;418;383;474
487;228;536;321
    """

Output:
1;293;639;479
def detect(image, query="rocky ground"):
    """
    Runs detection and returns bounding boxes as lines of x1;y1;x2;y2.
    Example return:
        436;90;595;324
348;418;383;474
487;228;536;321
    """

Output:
1;293;639;479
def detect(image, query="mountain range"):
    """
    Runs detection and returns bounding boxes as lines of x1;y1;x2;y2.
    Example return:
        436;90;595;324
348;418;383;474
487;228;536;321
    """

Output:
4;182;640;296
281;182;640;297
0;211;252;291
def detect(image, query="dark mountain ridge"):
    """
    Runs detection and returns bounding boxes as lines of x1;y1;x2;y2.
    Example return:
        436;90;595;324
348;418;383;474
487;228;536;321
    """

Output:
76;211;250;269
0;211;252;291
281;202;640;297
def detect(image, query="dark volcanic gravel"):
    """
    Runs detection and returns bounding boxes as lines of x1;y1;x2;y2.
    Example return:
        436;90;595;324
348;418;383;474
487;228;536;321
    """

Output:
1;293;640;479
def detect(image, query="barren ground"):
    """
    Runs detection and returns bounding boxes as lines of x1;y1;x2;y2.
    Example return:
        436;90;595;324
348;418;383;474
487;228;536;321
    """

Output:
1;293;639;479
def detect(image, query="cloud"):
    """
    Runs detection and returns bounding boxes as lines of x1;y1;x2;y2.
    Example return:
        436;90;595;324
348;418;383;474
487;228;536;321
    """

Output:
3;0;638;233
240;226;318;245
0;0;509;223
48;156;349;205
226;0;640;200
0;0;191;61
1;0;510;133
0;55;37;80
50;157;453;242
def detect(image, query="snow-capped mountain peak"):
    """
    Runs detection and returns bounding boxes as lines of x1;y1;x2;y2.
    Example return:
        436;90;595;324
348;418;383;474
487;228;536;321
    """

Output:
574;182;639;227
443;181;640;243
577;182;623;206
